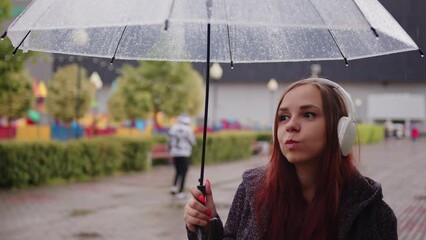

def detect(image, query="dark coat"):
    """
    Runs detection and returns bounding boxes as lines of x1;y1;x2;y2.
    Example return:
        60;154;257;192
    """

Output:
188;166;397;240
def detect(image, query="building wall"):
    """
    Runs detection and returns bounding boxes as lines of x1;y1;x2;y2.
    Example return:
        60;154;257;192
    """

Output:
213;81;426;133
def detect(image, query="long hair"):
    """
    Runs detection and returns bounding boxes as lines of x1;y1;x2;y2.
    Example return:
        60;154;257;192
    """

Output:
255;78;357;239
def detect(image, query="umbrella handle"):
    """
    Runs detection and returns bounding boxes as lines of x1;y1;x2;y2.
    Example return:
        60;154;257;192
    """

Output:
196;226;205;240
196;185;207;240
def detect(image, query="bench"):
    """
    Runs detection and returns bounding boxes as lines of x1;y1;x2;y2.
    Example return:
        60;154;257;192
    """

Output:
252;141;271;155
146;144;172;168
146;141;270;168
151;144;171;160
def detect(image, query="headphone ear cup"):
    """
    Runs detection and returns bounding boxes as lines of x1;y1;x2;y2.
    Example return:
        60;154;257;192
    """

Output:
338;116;357;156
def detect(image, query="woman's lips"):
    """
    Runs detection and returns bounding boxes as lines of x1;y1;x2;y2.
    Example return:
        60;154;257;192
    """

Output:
285;139;299;149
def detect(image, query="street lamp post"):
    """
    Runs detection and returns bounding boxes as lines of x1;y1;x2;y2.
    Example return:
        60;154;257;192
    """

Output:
89;71;103;136
354;98;362;122
210;63;223;129
76;56;83;121
267;78;278;128
73;29;89;139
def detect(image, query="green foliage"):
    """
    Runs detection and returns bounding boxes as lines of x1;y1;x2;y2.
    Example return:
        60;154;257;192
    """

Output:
0;131;259;188
108;64;152;121
0;0;38;106
0;38;32;76
179;66;204;116
59;139;123;180
0;141;63;188
0;0;11;24
0;0;36;87
108;61;204;122
117;137;152;172
256;131;273;142
0;69;33;121
46;64;95;122
369;125;385;143
0;137;150;188
191;131;257;165
151;134;168;144
356;124;385;144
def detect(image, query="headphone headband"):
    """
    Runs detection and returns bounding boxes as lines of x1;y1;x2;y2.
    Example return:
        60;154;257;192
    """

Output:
315;78;355;120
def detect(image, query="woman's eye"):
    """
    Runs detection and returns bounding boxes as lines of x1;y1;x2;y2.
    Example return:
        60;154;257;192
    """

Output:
304;112;316;119
279;115;289;122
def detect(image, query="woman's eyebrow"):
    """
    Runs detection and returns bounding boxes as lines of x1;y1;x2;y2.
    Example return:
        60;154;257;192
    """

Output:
299;104;320;110
278;104;320;111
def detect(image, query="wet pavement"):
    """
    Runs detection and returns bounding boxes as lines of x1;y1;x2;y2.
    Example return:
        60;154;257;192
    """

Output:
0;138;425;240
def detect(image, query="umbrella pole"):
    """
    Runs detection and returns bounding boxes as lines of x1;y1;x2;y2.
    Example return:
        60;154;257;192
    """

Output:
195;22;211;240
198;23;211;193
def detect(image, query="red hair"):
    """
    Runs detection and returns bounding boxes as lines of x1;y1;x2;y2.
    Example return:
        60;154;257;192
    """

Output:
255;78;357;239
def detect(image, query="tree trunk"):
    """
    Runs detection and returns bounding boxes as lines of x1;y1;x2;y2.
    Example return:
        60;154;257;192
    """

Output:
8;93;12;138
128;118;136;136
131;118;136;128
153;111;160;131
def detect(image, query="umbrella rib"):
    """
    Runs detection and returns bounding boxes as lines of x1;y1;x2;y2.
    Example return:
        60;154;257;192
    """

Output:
327;29;349;66
164;0;176;30
226;26;234;68
110;26;128;64
12;30;31;55
308;0;348;66
351;0;379;38
9;0;56;55
223;0;234;68
0;31;6;40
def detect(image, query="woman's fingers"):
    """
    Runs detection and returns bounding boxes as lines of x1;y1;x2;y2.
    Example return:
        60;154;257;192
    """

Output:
184;209;210;227
189;186;204;201
184;182;218;233
186;198;211;220
184;198;211;232
205;179;218;217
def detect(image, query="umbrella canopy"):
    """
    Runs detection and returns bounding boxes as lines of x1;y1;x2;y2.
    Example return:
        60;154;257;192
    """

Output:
5;0;420;64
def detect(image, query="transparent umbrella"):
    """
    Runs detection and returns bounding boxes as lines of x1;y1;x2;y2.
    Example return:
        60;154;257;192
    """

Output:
2;0;422;238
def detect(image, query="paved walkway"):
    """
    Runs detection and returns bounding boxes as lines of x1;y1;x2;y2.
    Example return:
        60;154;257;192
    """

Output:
0;138;425;240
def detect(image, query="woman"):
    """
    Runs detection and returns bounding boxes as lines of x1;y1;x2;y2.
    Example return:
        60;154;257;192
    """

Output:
184;78;397;239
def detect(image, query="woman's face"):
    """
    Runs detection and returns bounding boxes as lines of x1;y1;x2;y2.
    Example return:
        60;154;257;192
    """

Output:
276;84;327;165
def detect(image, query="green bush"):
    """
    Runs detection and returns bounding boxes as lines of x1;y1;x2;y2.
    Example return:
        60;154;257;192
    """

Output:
191;131;256;165
0;137;150;188
356;124;384;144
151;134;168;144
0;141;63;188
117;137;152;172
256;131;273;142
370;125;385;143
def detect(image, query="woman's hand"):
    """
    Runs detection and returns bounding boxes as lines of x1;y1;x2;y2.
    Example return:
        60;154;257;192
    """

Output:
184;179;218;232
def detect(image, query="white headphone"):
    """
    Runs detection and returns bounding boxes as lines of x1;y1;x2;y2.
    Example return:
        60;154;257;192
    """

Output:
315;78;357;156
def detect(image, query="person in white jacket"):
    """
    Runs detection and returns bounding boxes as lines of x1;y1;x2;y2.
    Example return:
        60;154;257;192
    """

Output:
168;115;196;199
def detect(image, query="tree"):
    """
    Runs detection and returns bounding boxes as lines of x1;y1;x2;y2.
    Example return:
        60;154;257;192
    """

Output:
0;70;33;125
0;0;33;83
0;0;37;125
108;68;152;126
45;64;94;123
108;61;204;127
0;0;11;22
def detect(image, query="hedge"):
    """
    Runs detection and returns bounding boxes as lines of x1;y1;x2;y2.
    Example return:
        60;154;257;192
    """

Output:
0;131;256;188
191;131;257;165
0;126;383;189
0;137;150;188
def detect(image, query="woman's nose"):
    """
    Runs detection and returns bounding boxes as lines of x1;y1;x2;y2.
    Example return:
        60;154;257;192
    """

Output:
285;117;300;132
